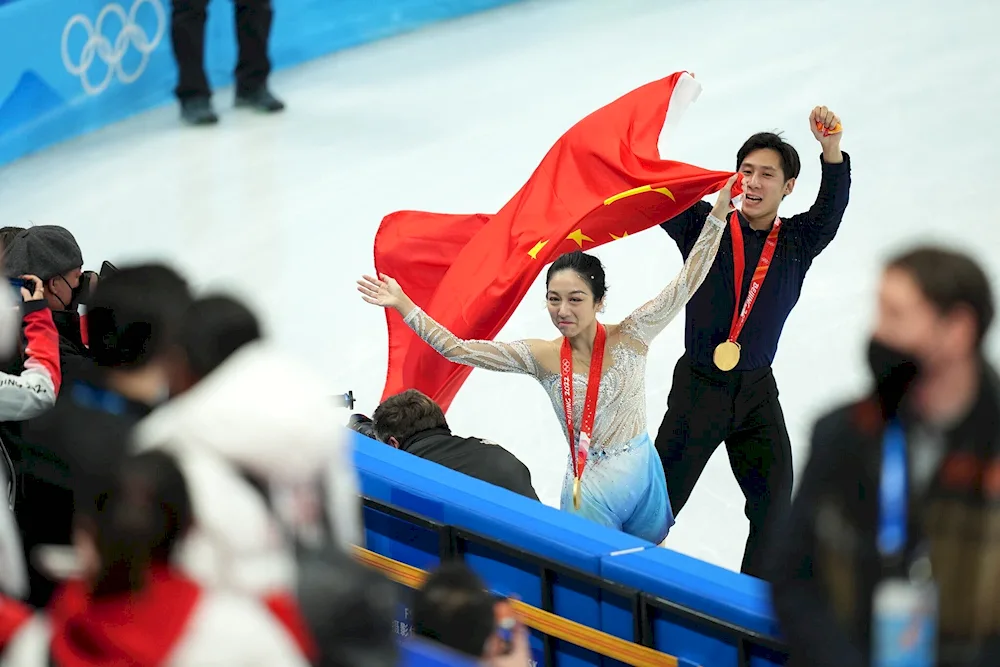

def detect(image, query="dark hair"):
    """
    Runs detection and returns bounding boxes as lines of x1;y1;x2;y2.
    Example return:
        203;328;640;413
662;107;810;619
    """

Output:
545;251;607;302
302;548;399;667
372;389;448;444
88;450;192;598
0;227;24;259
86;263;192;368
412;561;496;658
736;132;801;181
178;294;262;379
887;246;995;347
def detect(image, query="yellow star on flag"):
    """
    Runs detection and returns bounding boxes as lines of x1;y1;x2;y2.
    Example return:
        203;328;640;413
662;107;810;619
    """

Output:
527;239;549;259
610;231;629;241
566;229;594;248
603;184;675;206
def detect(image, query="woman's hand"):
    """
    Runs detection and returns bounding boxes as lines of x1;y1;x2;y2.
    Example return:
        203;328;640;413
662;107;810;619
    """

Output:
710;174;741;221
357;274;408;311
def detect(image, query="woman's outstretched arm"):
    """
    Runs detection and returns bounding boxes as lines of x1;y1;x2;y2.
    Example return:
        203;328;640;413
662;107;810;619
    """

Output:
358;275;541;376
619;174;738;347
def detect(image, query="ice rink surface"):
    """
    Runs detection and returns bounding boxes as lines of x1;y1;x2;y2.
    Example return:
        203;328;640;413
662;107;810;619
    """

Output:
2;0;998;570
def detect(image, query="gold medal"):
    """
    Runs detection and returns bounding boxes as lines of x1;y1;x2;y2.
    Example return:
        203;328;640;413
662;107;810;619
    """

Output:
713;340;741;372
572;477;581;510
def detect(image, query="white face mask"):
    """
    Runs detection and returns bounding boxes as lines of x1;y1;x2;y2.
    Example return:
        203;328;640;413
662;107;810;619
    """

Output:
0;285;20;361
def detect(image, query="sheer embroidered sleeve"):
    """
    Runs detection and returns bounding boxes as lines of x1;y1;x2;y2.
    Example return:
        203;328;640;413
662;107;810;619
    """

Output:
402;306;539;376
620;211;726;347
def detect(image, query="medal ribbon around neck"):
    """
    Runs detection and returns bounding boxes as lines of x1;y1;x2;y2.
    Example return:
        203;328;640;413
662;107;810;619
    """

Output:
713;211;782;371
560;322;607;509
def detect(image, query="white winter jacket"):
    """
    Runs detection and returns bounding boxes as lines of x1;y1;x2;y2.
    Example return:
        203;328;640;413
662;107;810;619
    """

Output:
131;341;362;598
0;304;60;422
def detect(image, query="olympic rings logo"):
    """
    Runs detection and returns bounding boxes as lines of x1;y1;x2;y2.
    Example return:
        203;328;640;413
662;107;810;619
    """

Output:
61;0;166;96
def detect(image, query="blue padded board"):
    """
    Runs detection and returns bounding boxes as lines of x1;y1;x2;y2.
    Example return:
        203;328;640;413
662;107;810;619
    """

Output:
353;429;654;667
601;548;784;667
399;637;478;667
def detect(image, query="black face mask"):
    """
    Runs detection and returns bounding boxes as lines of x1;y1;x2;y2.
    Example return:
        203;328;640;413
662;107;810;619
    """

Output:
56;272;93;312
867;338;922;419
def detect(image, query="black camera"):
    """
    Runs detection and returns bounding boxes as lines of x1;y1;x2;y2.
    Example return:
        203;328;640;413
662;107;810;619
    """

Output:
99;260;119;279
347;413;377;439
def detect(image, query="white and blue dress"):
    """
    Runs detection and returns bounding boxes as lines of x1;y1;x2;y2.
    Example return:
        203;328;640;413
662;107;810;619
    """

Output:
401;211;726;544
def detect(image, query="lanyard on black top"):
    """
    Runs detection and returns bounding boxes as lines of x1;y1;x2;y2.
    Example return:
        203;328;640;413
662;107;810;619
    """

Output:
878;419;908;558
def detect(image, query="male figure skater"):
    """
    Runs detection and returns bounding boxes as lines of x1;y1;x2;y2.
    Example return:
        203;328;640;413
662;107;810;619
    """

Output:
655;107;850;578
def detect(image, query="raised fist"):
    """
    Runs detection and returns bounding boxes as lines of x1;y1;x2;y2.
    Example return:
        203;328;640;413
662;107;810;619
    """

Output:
810;106;842;146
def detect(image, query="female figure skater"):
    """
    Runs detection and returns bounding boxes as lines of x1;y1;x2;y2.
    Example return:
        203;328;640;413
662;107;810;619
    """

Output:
358;175;737;543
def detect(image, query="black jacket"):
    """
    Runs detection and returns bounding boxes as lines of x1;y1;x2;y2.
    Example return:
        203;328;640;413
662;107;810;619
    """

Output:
14;368;153;608
400;428;538;501
0;308;92;488
50;310;90;386
770;363;1000;667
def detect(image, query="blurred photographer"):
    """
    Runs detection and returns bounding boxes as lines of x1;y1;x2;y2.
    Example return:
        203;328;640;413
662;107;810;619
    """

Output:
0;275;61;602
1;226;95;384
15;263;192;608
0;276;60;422
771;246;1000;667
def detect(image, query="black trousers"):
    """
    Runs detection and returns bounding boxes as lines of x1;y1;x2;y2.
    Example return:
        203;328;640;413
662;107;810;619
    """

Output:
654;355;793;580
170;0;273;100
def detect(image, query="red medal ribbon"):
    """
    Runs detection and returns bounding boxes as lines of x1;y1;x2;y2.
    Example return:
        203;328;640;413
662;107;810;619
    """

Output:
724;212;782;346
560;323;606;481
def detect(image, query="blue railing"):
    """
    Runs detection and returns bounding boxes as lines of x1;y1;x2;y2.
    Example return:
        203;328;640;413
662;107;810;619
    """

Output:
352;430;788;667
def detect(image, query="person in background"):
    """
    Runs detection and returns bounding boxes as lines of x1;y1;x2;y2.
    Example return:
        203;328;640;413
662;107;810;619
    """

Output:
2;226;92;384
412;561;531;667
0;450;310;666
294;545;399;667
653;108;850;578
15;264;192;608
0;276;60;422
361;389;539;501
132;294;362;658
0;226;89;446
169;0;284;125
770;246;1000;667
0;275;61;602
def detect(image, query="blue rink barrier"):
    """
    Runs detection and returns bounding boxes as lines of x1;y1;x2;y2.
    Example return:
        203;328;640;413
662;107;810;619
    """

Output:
399;637;478;667
351;430;790;667
0;0;525;167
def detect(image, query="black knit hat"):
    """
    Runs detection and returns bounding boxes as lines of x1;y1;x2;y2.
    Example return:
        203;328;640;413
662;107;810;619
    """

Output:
2;225;83;281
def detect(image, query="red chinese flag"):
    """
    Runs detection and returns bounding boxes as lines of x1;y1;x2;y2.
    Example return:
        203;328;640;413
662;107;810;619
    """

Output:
375;71;735;412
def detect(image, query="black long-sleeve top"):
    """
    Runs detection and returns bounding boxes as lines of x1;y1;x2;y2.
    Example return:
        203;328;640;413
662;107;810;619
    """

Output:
660;153;851;371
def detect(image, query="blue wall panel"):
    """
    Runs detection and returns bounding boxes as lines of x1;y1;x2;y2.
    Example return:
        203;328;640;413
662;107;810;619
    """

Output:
0;0;525;167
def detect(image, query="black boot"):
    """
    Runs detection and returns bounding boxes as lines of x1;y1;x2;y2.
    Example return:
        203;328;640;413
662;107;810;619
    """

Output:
235;87;285;113
180;97;218;125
